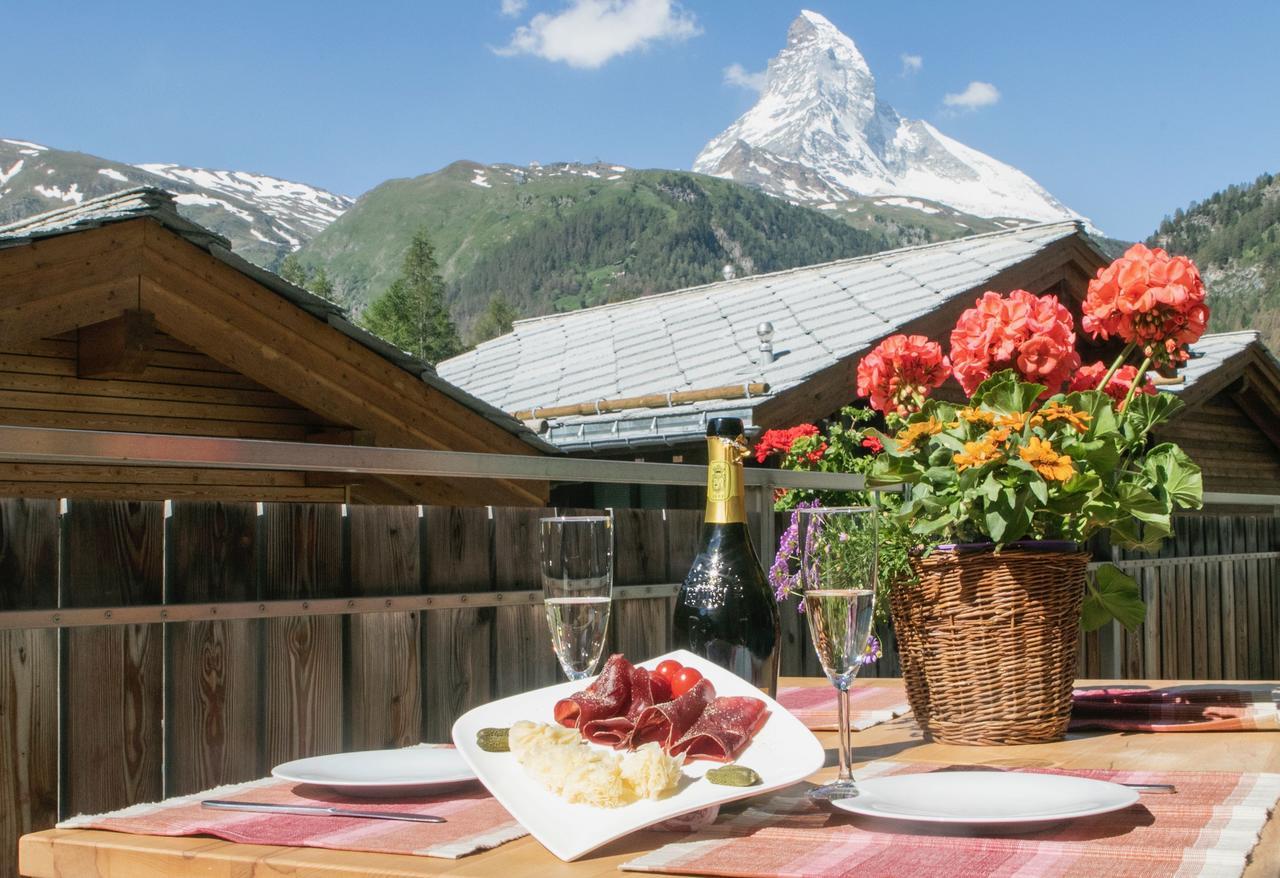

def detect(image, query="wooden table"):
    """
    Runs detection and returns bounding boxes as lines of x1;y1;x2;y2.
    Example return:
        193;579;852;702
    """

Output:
20;679;1280;877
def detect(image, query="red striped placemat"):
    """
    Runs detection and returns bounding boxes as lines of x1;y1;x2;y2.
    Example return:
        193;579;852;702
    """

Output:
776;684;911;731
58;747;525;859
623;760;1280;878
1071;685;1279;732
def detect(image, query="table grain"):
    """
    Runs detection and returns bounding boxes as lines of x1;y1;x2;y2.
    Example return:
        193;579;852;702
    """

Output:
20;679;1280;878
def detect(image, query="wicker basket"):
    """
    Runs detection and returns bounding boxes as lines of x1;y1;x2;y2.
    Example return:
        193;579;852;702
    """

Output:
891;547;1089;745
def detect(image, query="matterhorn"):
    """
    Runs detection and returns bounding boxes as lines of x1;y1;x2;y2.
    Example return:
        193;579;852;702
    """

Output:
694;10;1085;225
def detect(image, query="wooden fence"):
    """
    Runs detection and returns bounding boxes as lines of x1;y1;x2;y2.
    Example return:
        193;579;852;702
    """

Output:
0;498;1277;876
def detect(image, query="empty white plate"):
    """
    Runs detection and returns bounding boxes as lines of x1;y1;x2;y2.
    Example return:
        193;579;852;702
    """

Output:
272;746;478;797
832;771;1139;825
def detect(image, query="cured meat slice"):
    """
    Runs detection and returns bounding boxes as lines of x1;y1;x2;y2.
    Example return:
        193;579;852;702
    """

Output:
631;678;715;751
554;654;633;728
581;665;673;748
669;696;769;762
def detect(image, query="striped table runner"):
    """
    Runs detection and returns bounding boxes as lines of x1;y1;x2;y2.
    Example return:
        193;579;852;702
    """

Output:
775;684;911;731
58;747;525;860
623;760;1280;878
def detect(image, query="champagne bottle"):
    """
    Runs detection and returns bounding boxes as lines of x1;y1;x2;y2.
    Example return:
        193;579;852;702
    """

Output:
672;418;781;696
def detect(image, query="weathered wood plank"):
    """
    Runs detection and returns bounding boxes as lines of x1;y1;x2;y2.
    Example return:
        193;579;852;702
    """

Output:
0;628;57;878
1245;516;1263;678
61;501;164;817
1201;516;1222;679
492;507;559;696
1187;517;1208;680
347;506;422;751
165;501;261;796
0;499;58;610
611;509;668;663
262;504;344;765
422;507;493;743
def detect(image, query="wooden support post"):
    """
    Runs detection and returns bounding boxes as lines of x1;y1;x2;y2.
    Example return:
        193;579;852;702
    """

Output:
77;310;155;378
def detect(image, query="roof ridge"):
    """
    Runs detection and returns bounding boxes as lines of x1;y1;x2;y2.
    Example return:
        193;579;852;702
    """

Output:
0;185;175;236
505;220;1085;331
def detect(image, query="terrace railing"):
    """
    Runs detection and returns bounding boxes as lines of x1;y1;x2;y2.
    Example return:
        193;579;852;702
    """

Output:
0;425;1276;877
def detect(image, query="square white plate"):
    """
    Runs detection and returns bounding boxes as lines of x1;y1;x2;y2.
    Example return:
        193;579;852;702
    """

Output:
452;649;824;861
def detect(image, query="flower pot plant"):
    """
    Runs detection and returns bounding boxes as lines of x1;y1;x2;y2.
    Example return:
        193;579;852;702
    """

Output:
761;243;1209;744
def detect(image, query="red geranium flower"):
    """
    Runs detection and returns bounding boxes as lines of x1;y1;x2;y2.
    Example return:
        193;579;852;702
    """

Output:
855;334;950;415
1069;361;1156;409
1082;244;1208;368
861;435;884;454
755;424;821;463
949;290;1081;395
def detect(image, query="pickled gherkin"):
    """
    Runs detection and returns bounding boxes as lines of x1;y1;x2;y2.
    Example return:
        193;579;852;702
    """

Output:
476;727;510;752
705;765;761;787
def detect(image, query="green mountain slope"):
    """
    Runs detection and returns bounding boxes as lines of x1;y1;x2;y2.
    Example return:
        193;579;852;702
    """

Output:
1150;172;1280;351
295;161;954;330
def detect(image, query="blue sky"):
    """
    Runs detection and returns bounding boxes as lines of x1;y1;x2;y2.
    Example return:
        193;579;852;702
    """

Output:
7;1;1278;239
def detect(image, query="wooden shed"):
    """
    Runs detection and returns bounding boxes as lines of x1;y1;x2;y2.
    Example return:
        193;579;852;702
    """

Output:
1158;330;1280;498
0;188;551;506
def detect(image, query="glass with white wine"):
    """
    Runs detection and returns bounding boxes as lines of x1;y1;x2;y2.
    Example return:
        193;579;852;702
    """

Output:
797;505;878;801
540;515;613;681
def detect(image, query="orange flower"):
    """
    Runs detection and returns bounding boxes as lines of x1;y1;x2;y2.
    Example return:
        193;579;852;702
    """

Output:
894;417;944;451
954;437;1004;472
855;334;950;416
957;407;996;425
995;411;1044;432
1018;437;1075;482
985;426;1012;444
1041;402;1092;432
949;289;1081;395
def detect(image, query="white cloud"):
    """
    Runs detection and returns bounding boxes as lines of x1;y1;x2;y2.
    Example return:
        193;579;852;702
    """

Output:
495;0;700;69
723;62;767;92
943;80;1000;111
900;53;922;76
500;0;527;16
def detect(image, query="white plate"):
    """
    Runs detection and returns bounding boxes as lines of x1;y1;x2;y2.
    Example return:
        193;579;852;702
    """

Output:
271;746;478;797
452;649;825;861
832;771;1139;825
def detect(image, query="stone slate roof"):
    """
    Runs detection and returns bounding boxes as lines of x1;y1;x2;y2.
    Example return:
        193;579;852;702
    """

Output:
440;221;1102;451
0;187;556;453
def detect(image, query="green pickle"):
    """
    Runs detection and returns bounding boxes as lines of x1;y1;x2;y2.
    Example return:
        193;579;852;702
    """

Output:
705;765;761;787
476;727;510;752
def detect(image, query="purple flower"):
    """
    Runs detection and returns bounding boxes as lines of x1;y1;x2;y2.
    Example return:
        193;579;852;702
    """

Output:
770;501;817;608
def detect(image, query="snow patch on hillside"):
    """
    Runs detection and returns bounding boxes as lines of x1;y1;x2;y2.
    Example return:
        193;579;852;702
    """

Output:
97;168;129;182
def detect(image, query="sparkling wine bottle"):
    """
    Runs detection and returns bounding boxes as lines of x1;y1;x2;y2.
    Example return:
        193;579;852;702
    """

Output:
672;418;781;696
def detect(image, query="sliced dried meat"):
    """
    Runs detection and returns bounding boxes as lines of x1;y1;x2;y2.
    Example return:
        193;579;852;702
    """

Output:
670;696;769;763
553;653;633;729
631;678;715;751
581;665;668;748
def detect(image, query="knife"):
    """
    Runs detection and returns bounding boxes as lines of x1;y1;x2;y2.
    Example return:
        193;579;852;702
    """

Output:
1119;783;1177;794
202;799;446;823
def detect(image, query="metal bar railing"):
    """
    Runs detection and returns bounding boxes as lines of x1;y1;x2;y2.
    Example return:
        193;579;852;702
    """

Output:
0;425;873;491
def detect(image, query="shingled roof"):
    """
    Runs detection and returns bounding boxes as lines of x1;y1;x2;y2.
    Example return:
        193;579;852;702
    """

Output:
0;187;554;454
440;221;1109;451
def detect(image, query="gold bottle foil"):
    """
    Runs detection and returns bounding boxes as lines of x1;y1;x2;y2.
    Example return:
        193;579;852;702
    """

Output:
704;434;748;524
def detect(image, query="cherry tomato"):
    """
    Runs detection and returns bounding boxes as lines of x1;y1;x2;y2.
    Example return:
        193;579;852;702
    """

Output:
654;659;682;681
670;667;703;698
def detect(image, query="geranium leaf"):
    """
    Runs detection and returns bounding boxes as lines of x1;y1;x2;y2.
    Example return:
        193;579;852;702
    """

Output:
1142;443;1204;509
1081;564;1146;632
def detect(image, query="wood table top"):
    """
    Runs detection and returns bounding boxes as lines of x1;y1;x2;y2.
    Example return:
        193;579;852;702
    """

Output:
20;678;1280;878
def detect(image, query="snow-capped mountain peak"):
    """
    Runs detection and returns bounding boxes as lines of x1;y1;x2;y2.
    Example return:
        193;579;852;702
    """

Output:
694;12;1086;225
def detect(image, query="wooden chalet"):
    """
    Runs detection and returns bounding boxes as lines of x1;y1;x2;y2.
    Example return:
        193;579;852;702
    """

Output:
0;188;551;506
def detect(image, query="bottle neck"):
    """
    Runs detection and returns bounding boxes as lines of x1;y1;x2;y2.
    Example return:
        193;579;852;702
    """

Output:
704;434;747;524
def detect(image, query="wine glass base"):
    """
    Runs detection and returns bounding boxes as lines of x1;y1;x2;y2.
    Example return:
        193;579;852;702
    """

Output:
808;780;860;802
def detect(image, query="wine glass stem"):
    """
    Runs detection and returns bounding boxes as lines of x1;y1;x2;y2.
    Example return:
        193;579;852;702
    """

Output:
836;685;853;783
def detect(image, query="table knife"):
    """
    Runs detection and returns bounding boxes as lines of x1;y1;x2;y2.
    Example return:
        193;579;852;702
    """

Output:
1120;783;1177;794
202;799;446;823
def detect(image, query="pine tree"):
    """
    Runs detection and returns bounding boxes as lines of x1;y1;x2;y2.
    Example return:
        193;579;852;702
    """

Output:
361;229;462;365
311;267;335;301
278;253;309;287
469;293;518;345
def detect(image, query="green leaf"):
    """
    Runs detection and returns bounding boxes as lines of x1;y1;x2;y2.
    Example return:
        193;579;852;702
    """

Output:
1122;392;1184;442
1116;483;1169;523
1142;444;1204;509
1081;564;1147;632
971;369;1046;414
1062;390;1118;439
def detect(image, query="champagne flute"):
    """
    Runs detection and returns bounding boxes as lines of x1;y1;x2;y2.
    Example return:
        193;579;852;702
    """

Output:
540;515;613;681
797;505;878;801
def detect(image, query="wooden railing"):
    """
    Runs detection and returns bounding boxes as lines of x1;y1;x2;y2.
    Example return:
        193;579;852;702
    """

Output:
0;440;1276;876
